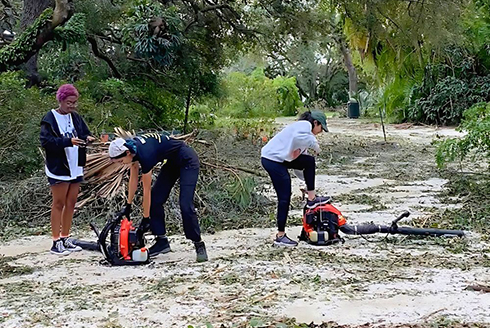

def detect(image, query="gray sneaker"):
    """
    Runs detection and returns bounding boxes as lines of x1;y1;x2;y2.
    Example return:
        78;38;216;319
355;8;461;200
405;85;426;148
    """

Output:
274;234;298;247
306;196;332;209
50;239;70;256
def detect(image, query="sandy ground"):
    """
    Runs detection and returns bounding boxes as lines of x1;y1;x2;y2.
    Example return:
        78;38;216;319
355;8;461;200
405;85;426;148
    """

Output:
0;118;489;328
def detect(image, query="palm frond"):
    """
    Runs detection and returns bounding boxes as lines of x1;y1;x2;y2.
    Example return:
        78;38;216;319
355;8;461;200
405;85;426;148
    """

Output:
114;127;135;139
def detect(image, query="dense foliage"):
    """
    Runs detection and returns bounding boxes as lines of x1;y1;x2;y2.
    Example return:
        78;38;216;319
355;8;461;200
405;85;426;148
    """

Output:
213;68;302;118
0;72;49;178
436;102;490;168
0;0;488;181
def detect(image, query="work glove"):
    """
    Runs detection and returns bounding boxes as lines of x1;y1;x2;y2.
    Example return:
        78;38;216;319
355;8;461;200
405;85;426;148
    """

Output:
120;203;132;219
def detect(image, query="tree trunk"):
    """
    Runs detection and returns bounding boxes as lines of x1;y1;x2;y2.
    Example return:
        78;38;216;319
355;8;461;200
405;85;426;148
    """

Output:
308;70;317;101
339;38;358;99
20;0;54;87
0;0;73;74
183;84;192;134
296;80;309;103
21;0;54;29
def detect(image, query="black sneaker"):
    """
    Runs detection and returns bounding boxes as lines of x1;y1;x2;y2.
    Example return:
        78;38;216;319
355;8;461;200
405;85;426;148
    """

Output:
50;239;70;256
306;196;332;209
194;241;208;262
149;236;171;257
274;234;298;247
62;237;82;252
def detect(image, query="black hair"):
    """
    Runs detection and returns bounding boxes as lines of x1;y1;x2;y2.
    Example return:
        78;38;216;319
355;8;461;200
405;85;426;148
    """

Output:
298;110;316;127
111;150;129;159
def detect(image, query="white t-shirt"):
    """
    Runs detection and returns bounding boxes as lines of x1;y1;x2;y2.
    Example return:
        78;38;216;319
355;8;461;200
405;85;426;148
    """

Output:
261;121;320;162
45;109;84;180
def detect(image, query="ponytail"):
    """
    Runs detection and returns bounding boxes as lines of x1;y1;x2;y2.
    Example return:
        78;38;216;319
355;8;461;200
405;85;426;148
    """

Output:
298;110;315;127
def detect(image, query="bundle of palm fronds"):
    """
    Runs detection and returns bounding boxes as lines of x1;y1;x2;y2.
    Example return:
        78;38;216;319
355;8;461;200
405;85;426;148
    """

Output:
76;149;129;208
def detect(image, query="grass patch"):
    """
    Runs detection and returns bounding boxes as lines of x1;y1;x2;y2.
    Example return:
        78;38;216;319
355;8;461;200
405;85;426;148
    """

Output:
430;173;490;235
335;193;388;212
0;255;35;278
191;317;489;328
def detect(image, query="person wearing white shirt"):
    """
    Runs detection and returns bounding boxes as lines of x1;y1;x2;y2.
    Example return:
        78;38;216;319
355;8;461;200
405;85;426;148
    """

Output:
40;84;95;255
261;110;331;247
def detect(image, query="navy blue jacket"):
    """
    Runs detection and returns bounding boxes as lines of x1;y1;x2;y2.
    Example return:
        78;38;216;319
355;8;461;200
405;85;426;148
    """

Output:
40;110;91;176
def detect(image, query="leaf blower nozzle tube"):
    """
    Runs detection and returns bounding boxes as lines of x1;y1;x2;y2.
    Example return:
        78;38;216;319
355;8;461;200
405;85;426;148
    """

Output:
340;224;390;235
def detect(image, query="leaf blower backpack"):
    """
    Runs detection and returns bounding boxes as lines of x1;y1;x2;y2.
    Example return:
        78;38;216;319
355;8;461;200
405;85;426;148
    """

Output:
98;213;150;265
73;213;150;266
299;203;347;245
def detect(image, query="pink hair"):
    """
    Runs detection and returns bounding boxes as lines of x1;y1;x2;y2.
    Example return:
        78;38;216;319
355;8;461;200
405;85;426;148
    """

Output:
56;84;79;102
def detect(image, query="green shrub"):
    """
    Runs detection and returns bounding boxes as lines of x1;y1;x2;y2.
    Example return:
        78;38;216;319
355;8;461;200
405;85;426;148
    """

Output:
76;77;184;133
410;76;490;125
187;103;216;130
272;75;303;116
436;102;490;168
213;117;276;142
220;68;303;118
0;72;51;180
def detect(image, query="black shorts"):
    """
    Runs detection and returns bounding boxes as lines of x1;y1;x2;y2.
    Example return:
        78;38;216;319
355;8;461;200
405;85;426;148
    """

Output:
48;176;83;186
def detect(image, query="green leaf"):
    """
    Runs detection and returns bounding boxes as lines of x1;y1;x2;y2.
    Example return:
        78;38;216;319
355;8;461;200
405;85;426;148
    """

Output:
249;318;265;327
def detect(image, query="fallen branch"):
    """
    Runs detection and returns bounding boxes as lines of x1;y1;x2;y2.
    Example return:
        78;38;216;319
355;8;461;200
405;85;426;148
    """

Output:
421;308;447;321
202;161;265;177
465;284;490;293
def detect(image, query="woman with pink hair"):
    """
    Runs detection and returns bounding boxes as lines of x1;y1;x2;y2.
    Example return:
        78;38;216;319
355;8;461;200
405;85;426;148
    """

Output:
40;84;95;255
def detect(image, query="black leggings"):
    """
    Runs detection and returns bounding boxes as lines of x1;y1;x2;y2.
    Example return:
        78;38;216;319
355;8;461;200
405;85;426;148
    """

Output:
149;146;201;242
261;155;316;232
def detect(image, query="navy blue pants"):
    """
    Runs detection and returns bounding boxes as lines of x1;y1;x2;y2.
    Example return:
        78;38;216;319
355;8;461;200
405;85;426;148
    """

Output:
261;155;316;232
150;146;201;242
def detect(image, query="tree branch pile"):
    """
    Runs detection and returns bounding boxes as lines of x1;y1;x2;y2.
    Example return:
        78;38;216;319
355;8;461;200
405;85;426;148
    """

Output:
0;128;274;239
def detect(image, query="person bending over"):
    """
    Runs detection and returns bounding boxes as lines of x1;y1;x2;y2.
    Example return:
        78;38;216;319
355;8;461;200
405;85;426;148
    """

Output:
261;110;331;247
109;133;208;262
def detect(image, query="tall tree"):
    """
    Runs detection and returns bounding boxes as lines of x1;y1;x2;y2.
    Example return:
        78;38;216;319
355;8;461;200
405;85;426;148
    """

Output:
332;27;357;98
20;0;54;86
329;0;468;77
249;0;353;104
0;0;74;73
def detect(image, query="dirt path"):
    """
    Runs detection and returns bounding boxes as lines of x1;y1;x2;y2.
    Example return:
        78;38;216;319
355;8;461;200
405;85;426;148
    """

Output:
1;118;489;328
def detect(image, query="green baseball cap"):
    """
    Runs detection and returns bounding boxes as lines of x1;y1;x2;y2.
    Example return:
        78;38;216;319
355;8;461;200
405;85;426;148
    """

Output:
311;110;329;132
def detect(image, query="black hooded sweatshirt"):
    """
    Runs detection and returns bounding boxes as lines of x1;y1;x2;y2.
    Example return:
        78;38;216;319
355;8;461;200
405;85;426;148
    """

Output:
40;110;91;177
